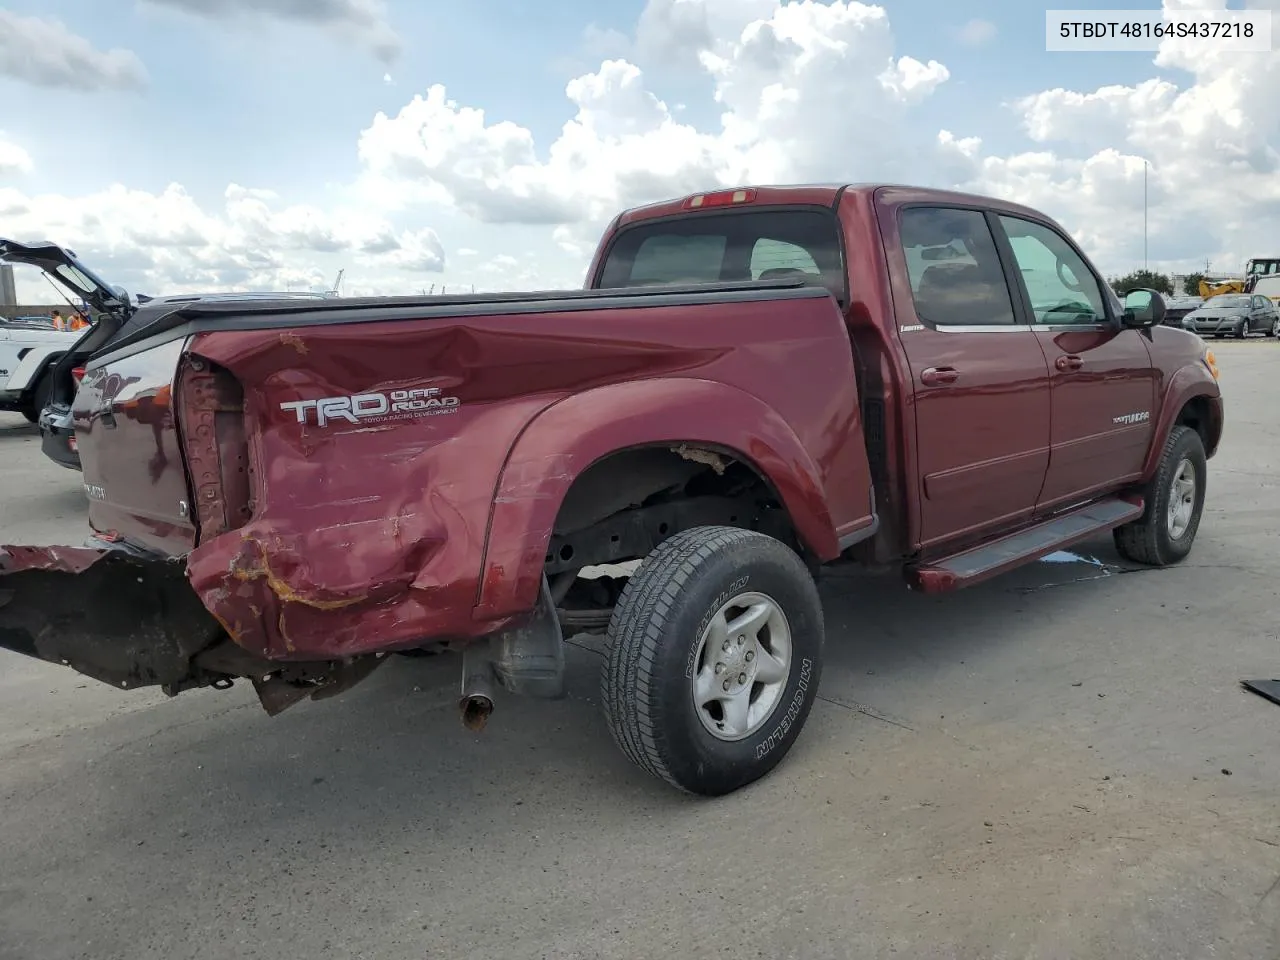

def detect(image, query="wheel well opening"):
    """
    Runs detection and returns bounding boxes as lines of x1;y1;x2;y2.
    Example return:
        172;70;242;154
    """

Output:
1175;396;1211;451
546;446;800;632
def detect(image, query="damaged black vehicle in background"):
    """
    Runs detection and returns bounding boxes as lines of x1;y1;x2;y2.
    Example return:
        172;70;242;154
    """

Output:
1;238;336;472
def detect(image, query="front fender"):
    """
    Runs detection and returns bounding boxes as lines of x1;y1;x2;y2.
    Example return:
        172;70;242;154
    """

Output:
474;377;862;619
1143;361;1224;479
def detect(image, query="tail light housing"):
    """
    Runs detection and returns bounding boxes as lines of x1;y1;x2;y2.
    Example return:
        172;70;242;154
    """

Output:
683;188;757;210
71;366;85;384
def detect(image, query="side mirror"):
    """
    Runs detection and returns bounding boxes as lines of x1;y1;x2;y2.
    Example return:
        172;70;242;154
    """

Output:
1122;288;1165;328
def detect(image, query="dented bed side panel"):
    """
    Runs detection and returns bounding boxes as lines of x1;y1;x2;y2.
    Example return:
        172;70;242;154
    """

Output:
54;289;866;665
181;323;569;661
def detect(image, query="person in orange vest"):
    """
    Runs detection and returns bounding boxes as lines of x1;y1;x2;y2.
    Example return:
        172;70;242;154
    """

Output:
50;309;66;331
70;311;90;331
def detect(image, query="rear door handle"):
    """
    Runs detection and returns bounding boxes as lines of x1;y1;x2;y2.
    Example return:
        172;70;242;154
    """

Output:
1055;355;1084;372
920;366;959;386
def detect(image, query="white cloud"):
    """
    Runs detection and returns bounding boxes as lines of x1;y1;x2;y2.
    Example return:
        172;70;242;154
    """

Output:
957;18;997;46
141;0;401;62
355;0;1280;278
942;0;1280;273
0;11;148;91
2;176;444;301
9;0;1280;302
358;0;949;259
0;136;33;176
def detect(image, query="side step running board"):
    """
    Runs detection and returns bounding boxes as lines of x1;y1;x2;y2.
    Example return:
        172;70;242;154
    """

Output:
906;497;1144;594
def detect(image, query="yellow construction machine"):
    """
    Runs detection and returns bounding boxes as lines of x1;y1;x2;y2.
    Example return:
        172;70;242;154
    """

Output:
1199;258;1280;302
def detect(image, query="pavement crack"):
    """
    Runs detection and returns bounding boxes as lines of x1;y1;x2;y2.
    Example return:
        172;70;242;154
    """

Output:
817;693;915;731
1257;872;1280;910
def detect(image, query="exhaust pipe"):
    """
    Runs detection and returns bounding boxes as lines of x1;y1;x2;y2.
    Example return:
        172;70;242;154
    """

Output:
459;641;496;732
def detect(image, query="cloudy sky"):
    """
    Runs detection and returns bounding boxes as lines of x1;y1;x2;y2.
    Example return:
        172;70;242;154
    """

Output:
0;0;1275;302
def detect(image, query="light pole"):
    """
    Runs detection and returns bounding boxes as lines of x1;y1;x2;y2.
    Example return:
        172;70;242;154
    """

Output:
1143;158;1149;274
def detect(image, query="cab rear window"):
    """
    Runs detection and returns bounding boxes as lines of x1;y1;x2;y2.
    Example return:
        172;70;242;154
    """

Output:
597;209;845;300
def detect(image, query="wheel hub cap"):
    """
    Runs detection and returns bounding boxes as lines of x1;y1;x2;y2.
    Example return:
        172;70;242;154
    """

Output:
691;591;793;742
1167;458;1196;540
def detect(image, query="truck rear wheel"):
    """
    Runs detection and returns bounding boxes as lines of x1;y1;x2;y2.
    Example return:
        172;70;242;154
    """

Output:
600;525;824;796
1113;425;1206;566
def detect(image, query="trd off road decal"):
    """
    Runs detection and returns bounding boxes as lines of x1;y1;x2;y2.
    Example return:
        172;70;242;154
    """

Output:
280;386;460;428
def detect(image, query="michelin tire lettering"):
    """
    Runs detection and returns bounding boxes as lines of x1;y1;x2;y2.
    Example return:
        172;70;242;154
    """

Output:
280;386;460;428
755;657;812;760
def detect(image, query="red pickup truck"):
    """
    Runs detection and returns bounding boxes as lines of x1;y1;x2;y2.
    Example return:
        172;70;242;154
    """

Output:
0;184;1223;796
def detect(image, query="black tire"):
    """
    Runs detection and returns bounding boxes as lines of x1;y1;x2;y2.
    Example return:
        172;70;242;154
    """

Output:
1113;426;1207;566
1237;322;1249;340
600;525;824;796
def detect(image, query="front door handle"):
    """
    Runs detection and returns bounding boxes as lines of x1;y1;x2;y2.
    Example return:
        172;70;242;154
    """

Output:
920;366;959;386
1055;355;1084;372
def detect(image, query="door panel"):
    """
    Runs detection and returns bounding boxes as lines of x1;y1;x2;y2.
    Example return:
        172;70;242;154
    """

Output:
892;206;1052;548
993;214;1157;508
1033;328;1156;506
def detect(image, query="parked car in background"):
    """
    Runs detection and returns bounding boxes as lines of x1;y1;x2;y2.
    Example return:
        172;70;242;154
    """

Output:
0;312;83;422
1161;294;1202;328
1180;293;1279;339
36;288;338;471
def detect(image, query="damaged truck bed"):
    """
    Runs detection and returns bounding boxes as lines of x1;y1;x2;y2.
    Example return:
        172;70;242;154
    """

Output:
2;277;868;721
0;184;1223;796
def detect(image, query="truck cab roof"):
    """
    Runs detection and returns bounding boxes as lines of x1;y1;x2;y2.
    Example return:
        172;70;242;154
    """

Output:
613;183;1056;228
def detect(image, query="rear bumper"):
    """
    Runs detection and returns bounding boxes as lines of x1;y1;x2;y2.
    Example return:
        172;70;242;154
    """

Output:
38;405;81;470
0;541;217;690
0;540;394;713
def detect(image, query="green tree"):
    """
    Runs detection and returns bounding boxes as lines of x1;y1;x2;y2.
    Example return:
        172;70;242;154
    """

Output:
1111;269;1174;296
1180;272;1207;297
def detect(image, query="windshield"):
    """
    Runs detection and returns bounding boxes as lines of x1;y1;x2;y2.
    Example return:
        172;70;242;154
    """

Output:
597;208;845;299
1247;260;1280;275
1206;295;1249;308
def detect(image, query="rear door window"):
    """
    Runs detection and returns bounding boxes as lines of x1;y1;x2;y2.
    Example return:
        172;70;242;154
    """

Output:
598;209;845;299
898;207;1017;326
749;238;822;280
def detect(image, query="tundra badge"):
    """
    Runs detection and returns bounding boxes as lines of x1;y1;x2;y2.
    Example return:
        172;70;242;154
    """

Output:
1113;411;1151;425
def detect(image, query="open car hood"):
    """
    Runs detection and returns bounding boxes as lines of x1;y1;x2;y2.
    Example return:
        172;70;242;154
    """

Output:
0;237;133;317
